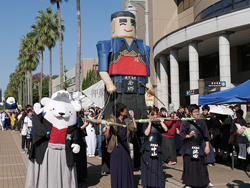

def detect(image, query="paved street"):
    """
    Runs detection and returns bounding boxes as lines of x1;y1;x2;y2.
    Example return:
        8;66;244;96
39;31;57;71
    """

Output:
1;130;250;188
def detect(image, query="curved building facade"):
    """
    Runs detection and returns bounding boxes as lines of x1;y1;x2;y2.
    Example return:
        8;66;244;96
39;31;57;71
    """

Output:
123;0;250;110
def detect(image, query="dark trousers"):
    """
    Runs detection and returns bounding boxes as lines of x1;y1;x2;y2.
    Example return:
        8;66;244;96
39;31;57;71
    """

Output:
27;138;32;153
21;135;28;150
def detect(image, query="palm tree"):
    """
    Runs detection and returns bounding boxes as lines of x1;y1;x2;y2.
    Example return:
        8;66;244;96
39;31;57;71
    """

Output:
18;33;40;105
50;0;68;90
76;0;81;92
15;65;25;107
44;8;64;97
31;25;45;102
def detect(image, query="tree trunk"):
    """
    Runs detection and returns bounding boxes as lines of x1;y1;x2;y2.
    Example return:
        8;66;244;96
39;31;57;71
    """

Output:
23;80;25;107
49;47;52;98
57;2;64;90
20;80;23;107
76;0;81;92
18;81;21;106
24;73;27;107
30;70;33;105
27;71;30;105
40;52;43;102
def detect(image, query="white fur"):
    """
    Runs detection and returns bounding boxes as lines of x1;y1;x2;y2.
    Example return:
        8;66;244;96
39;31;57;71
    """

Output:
38;90;81;153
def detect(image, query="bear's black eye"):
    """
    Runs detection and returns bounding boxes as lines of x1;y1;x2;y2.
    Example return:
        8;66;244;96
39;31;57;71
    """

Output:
53;108;55;110
69;111;71;113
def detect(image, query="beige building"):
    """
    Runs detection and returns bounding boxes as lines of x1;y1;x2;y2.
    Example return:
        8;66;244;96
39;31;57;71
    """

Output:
52;58;98;94
123;0;250;110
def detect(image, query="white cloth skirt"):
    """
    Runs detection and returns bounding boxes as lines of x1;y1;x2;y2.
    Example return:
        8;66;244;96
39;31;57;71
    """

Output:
25;143;77;188
85;123;96;156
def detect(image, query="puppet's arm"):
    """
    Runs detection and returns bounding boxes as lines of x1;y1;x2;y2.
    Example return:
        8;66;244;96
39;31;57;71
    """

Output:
99;72;117;93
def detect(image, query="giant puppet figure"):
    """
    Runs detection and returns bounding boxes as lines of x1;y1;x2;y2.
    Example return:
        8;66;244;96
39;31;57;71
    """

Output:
97;11;153;120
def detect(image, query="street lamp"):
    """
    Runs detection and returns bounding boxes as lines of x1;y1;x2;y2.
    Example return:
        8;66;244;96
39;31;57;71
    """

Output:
125;0;149;46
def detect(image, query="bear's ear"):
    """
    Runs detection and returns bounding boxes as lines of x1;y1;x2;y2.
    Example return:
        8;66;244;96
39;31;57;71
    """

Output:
71;101;81;112
41;97;51;106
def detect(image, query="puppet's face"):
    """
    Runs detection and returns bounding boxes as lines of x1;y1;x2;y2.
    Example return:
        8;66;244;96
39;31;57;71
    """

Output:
111;16;136;38
41;90;81;129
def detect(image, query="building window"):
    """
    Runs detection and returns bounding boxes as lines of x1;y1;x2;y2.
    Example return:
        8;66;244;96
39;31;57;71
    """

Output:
178;0;184;14
178;0;194;14
207;5;214;17
223;0;233;7
223;0;233;12
234;0;247;9
184;0;190;10
195;0;250;22
201;10;207;19
214;1;223;15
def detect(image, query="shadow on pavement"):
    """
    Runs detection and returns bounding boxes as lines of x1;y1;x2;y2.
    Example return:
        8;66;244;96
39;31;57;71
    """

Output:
133;170;171;188
79;162;103;188
226;180;250;188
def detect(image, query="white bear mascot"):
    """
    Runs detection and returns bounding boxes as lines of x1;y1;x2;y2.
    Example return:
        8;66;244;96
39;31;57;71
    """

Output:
25;90;81;188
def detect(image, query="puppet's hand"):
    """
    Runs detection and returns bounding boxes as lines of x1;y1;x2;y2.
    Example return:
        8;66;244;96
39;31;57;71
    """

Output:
71;143;80;154
106;80;117;93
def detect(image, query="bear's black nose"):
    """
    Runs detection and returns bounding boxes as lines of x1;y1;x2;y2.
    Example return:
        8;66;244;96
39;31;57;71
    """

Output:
59;112;65;116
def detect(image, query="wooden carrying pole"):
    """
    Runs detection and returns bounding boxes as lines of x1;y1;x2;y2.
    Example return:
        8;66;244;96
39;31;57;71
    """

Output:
135;117;210;123
82;118;126;127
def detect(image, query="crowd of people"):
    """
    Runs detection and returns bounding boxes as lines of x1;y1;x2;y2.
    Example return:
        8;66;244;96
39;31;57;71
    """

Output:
1;98;250;188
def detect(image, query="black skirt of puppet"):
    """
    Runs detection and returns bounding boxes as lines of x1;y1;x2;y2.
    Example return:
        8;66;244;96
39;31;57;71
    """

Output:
103;76;148;120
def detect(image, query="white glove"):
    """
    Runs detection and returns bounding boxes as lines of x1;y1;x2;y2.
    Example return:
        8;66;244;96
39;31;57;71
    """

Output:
71;143;80;154
247;146;250;155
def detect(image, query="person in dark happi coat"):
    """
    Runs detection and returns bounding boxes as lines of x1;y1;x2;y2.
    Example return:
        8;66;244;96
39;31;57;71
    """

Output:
76;112;88;183
199;105;216;165
141;107;168;188
179;104;214;188
104;103;137;188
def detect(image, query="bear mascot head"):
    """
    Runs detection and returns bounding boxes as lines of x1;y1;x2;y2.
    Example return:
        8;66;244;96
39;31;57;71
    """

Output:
38;90;81;130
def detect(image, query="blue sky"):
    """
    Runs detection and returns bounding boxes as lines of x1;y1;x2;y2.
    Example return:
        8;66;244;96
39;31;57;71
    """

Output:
0;0;123;97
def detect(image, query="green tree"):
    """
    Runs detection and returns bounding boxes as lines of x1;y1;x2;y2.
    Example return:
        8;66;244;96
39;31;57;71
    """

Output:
51;75;59;79
18;33;40;106
50;0;68;90
82;66;101;90
63;65;71;90
33;76;50;104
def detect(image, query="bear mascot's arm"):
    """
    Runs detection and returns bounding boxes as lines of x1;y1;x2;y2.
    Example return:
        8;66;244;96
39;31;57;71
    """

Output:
29;102;52;163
